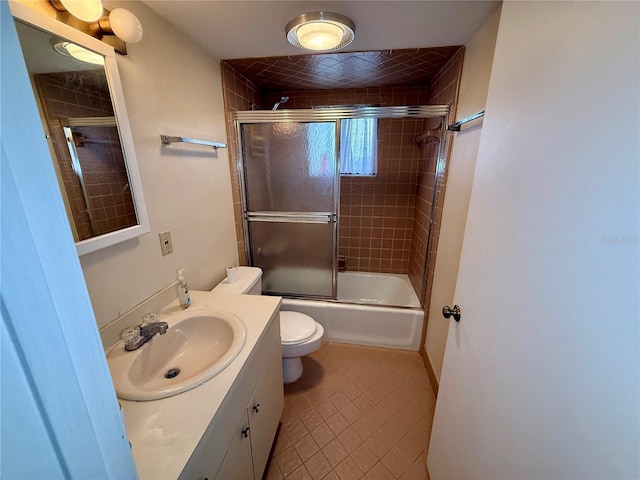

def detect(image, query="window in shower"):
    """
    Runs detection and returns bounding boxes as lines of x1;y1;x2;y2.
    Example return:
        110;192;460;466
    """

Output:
308;117;378;177
339;118;377;176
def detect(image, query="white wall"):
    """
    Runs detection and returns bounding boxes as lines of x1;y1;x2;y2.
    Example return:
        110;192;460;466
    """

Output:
79;1;238;327
424;7;500;381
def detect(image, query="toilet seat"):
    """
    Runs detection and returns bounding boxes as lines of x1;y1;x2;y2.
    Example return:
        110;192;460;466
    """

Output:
280;311;317;345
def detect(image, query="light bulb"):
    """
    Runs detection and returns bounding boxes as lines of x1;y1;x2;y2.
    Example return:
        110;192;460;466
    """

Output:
108;8;143;44
56;0;103;22
297;22;344;50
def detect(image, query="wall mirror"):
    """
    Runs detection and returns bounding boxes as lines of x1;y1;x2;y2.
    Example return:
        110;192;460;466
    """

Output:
11;2;149;255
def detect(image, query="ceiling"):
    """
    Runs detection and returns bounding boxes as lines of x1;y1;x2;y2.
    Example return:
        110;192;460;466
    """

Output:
223;46;461;91
142;1;500;60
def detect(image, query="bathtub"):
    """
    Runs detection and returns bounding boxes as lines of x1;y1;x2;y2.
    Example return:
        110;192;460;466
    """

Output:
337;271;421;307
281;272;423;351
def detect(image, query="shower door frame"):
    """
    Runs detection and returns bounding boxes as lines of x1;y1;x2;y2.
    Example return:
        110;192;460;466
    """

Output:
234;105;450;303
236;118;341;299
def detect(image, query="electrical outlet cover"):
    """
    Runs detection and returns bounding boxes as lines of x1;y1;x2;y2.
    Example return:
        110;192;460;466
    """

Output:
159;231;173;256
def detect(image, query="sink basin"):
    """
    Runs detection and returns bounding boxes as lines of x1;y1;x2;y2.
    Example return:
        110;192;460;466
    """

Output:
107;307;246;401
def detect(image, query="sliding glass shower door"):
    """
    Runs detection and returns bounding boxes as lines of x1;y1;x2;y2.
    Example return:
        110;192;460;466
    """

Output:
239;121;339;298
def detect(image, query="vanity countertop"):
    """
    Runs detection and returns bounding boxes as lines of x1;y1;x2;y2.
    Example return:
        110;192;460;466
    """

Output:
116;290;281;480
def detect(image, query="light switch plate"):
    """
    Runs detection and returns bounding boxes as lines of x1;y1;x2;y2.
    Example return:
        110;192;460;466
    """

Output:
159;231;173;256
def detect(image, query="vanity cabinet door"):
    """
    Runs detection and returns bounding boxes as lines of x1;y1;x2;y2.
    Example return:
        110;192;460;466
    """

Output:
248;343;284;480
214;415;254;480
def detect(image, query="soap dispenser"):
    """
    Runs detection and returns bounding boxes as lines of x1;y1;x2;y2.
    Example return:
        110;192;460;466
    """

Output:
177;268;191;309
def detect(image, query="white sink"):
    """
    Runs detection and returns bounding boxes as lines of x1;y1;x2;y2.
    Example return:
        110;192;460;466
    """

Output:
107;307;246;401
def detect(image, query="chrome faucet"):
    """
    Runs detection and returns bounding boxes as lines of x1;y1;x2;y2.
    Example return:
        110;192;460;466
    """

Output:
121;314;168;351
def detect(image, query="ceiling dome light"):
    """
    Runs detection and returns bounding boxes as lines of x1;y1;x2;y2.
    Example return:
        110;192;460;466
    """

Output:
286;12;355;51
54;41;105;65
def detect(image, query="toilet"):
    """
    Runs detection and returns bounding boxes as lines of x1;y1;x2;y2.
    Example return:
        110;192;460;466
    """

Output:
212;266;324;384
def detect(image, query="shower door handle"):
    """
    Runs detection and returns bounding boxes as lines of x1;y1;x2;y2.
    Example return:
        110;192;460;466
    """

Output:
246;212;335;224
442;305;461;322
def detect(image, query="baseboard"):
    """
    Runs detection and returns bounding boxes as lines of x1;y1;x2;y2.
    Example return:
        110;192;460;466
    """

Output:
420;348;439;397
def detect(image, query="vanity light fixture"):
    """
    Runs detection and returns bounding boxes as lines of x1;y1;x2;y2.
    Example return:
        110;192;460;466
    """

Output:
285;12;355;51
53;41;105;65
50;0;103;22
50;1;143;53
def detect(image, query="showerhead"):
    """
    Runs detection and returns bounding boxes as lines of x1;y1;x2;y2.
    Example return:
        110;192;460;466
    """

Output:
272;96;290;110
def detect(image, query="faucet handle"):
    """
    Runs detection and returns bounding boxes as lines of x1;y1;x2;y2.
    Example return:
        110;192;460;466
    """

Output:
142;312;160;325
121;327;141;347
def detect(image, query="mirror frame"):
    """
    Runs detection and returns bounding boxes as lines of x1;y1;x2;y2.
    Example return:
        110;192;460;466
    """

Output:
10;1;150;256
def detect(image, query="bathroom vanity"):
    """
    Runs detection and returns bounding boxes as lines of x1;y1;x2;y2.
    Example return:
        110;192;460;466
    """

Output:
113;291;283;480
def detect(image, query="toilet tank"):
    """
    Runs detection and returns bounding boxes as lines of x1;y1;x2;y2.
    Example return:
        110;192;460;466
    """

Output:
212;266;262;295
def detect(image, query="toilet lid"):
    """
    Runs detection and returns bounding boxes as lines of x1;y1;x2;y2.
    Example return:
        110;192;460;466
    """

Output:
280;311;317;345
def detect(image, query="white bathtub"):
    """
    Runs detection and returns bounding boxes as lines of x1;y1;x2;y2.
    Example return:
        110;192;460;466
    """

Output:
281;272;424;351
337;271;421;307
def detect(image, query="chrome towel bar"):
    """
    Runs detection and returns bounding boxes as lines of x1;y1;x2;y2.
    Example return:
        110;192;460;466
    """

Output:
160;135;227;150
447;110;485;131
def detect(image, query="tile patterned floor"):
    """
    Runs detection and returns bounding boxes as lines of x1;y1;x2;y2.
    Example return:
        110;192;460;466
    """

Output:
265;343;435;480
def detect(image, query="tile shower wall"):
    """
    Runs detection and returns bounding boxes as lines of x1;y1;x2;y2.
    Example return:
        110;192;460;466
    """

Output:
408;49;465;310
220;63;264;265
340;118;424;273
34;72;136;241
221;52;464;298
264;87;429;274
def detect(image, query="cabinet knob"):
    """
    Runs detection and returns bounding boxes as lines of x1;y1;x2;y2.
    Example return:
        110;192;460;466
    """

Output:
241;427;250;438
252;403;260;413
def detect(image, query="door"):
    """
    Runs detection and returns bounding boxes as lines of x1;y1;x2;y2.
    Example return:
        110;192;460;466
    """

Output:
239;121;338;298
428;2;639;479
2;4;136;477
248;342;284;479
214;414;254;480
